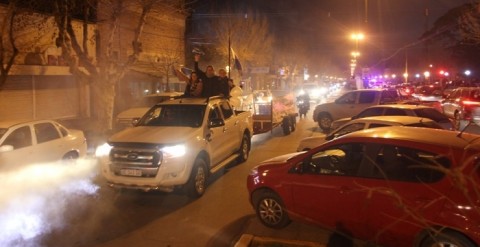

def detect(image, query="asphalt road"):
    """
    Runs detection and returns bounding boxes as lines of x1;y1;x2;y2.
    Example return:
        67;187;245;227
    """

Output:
20;114;332;247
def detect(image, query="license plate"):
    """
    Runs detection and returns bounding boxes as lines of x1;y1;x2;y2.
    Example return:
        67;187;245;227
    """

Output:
120;169;142;177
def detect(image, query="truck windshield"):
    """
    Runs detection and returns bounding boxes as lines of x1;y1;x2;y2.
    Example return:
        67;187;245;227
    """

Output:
138;105;206;127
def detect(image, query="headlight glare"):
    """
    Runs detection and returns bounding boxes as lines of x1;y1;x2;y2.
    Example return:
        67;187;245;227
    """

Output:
95;143;112;157
161;144;186;158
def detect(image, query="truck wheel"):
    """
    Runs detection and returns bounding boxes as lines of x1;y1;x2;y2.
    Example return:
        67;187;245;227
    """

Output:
317;113;332;132
185;158;208;198
237;134;250;163
282;117;291;135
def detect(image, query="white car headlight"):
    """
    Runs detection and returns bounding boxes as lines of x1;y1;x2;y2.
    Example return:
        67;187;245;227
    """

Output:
95;143;112;157
161;144;186;158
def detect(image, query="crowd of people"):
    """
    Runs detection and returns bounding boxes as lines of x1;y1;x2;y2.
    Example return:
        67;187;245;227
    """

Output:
177;53;242;99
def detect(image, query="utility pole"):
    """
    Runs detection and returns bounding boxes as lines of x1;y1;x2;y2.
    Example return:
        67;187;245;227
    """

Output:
424;0;430;68
364;0;368;23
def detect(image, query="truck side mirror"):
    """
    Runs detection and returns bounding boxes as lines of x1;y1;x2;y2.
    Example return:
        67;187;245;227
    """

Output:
208;118;224;128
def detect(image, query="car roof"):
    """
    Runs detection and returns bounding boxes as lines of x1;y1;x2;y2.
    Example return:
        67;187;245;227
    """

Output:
0;119;51;129
144;92;183;98
158;96;224;105
350;88;394;92
337;126;480;149
454;87;479;90
366;104;434;110
350;116;435;125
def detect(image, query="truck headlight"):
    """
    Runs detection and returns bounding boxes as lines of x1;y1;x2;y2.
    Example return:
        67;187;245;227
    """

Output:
95;143;112;157
161;144;186;158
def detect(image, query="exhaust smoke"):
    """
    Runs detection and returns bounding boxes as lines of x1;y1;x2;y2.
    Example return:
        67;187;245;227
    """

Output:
0;158;99;247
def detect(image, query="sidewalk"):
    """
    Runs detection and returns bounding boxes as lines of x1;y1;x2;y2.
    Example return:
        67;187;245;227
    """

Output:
204;213;357;247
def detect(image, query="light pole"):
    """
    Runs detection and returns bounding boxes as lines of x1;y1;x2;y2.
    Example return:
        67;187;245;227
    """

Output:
350;51;360;77
349;33;364;80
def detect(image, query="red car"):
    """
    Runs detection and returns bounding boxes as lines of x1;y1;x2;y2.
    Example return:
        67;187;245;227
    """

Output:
247;126;480;247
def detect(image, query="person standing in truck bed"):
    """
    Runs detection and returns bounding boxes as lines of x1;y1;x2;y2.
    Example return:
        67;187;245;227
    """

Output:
194;53;228;98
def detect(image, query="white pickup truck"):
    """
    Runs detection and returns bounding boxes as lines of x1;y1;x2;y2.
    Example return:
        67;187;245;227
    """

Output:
101;96;253;198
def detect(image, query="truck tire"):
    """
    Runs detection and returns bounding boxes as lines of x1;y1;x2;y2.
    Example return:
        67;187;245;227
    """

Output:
237;133;250;163
317;113;332;132
282;117;291;135
185;158;208;198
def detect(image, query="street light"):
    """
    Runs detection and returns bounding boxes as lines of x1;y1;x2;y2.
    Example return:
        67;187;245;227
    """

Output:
424;71;430;81
351;51;360;58
351;33;364;51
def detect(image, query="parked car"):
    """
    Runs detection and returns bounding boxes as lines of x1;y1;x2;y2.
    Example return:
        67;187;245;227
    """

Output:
0;119;87;168
312;88;403;132
441;87;480;130
330;104;454;130
411;84;443;102
395;83;415;98
247;126;480;247
297;116;443;151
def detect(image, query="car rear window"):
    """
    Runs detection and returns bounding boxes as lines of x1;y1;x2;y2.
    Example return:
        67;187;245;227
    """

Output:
357;107;384;118
380;90;400;103
414;108;450;123
373;145;450;183
469;89;480;100
405;122;443;129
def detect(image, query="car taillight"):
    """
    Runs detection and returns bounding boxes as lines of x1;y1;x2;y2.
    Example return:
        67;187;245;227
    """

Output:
461;100;480;120
462;100;480;106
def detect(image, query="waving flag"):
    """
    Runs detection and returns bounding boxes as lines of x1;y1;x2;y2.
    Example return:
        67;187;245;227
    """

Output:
230;48;243;76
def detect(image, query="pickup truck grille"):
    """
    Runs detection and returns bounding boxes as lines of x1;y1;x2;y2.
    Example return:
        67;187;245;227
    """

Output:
109;147;162;177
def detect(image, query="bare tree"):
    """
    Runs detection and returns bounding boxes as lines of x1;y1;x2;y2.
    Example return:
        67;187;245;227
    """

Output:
136;38;184;92
0;0;19;89
52;0;185;132
212;8;274;75
457;3;480;45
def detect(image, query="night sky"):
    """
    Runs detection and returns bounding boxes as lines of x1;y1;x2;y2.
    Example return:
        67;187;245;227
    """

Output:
193;0;473;75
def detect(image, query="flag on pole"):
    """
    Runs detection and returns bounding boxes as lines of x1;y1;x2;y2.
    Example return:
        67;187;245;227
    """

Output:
230;48;243;75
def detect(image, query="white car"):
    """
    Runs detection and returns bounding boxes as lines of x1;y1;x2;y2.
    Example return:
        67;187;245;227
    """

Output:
297;116;443;151
330;104;454;130
0;119;87;168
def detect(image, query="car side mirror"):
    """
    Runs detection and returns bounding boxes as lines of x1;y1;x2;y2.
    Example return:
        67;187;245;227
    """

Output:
289;161;306;174
0;145;14;152
209;118;224;128
325;134;334;141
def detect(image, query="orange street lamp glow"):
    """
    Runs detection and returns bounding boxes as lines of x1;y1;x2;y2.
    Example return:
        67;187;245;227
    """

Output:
351;33;365;40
